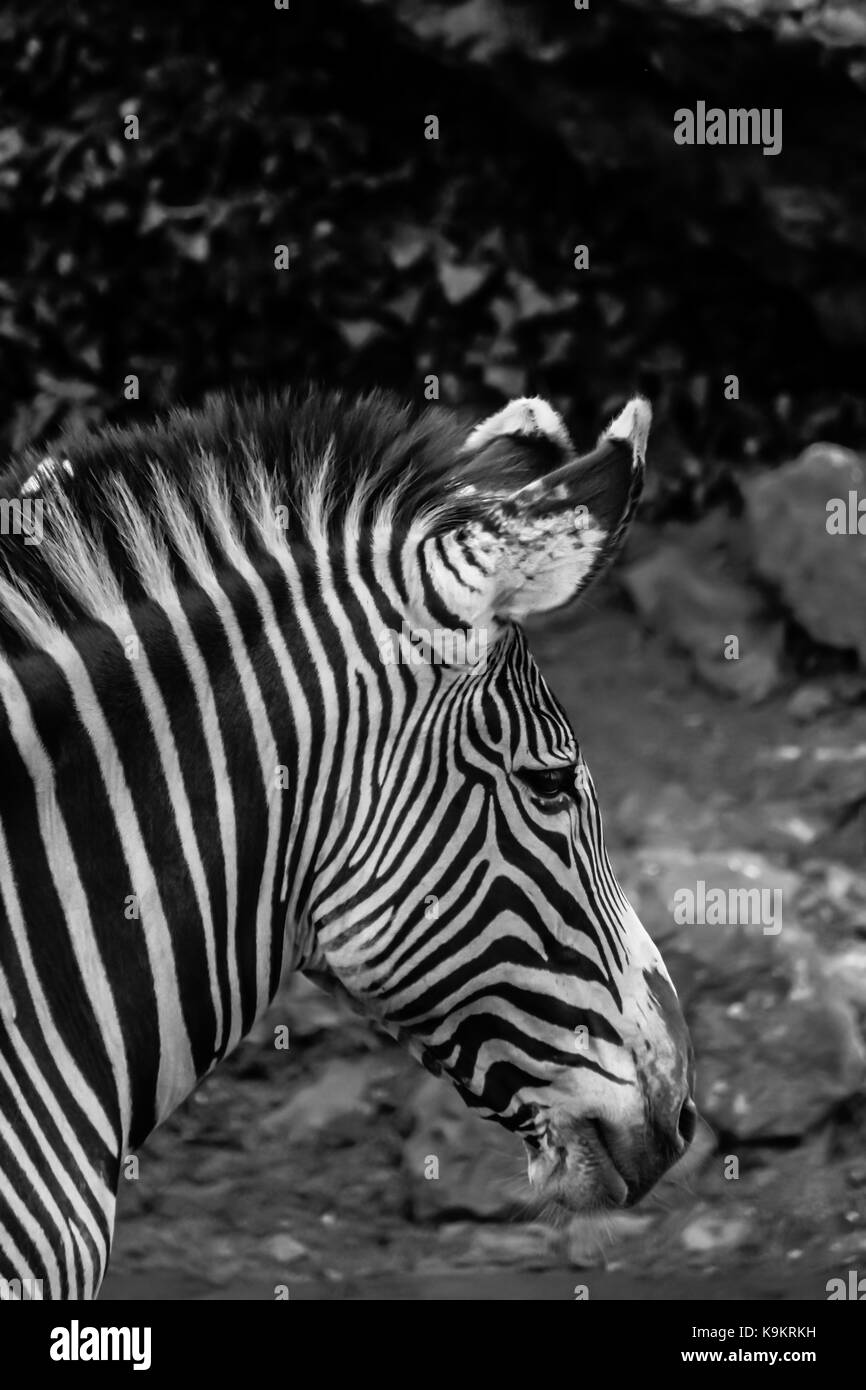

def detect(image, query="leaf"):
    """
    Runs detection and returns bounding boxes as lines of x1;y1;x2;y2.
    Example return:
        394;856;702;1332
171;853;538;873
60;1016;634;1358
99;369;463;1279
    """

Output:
483;363;527;396
509;272;558;320
0;127;24;165
167;229;210;262
34;372;98;401
387;286;424;324
337;319;384;349
438;260;489;304
386;224;431;270
368;0;519;65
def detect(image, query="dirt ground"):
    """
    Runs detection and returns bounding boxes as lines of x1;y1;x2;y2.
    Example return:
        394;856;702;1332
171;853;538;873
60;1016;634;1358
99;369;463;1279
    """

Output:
102;581;866;1301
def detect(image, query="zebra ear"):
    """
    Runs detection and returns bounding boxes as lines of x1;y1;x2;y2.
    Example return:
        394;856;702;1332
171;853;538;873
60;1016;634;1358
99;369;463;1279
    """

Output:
432;397;650;627
461;395;576;474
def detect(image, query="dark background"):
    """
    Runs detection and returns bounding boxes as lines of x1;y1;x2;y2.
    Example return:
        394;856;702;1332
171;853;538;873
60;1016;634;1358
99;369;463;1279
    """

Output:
4;0;866;1299
3;0;866;504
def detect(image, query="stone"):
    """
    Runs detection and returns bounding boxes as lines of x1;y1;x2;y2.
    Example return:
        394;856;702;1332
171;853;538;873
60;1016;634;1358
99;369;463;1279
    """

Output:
626;846;800;953
787;684;836;722
681;1212;751;1255
265;1233;308;1264
627;846;866;1139
261;1057;393;1140
825;946;866;1013
693;991;864;1140
455;1223;558;1268
615;783;725;851
743;444;866;664
795;861;866;939
246;973;349;1048
622;539;784;702
566;1213;655;1268
402;1074;524;1222
615;784;829;860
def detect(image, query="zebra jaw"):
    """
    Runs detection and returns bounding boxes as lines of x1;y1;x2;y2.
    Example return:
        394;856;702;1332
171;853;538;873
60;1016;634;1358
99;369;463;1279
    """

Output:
301;965;441;1069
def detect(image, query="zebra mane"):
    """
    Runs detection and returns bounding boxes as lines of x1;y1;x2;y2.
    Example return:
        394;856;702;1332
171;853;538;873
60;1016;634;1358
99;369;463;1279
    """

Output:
0;388;514;657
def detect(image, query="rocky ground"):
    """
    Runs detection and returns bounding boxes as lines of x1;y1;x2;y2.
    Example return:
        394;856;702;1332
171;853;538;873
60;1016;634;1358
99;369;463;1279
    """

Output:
103;450;866;1300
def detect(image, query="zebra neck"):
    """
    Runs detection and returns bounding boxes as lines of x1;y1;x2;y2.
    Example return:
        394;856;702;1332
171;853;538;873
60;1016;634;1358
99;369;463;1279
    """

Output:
0;569;324;1152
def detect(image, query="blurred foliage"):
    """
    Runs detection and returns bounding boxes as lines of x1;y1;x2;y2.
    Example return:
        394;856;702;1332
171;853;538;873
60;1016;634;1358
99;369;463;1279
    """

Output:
1;0;864;513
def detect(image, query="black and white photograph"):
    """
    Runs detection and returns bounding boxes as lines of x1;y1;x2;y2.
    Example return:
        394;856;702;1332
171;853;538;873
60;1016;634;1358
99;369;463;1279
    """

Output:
1;0;865;1349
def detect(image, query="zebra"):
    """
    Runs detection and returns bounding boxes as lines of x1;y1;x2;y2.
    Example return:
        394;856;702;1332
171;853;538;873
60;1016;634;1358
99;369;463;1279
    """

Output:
0;386;694;1299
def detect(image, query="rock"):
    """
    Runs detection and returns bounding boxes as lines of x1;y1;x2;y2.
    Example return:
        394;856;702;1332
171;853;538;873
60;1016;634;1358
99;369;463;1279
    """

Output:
827;671;866;705
787;684;836;722
627;846;801;953
246;972;358;1048
199;1234;246;1286
616;783;725;851
261;1057;393;1140
750;711;866;820
738;803;828;856
627;846;866;1139
265;1233;308;1264
566;1213;655;1268
681;1212;751;1255
402;1074;524;1222
827;1232;866;1264
615;784;829;859
847;1161;866;1189
632;846;866;956
454;1223;558;1269
795;860;866;939
825;946;866;1014
827;799;866;867
743;444;866;665
739;1131;855;1247
694;991;864;1140
283;974;351;1038
622;542;785;702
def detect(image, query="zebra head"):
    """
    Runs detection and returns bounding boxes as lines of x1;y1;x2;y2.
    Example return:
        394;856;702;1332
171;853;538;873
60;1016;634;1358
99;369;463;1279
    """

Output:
299;393;694;1213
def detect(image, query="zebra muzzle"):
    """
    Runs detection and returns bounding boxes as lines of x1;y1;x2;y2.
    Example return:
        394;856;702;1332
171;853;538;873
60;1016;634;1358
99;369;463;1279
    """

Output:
526;1091;697;1213
526;1118;631;1211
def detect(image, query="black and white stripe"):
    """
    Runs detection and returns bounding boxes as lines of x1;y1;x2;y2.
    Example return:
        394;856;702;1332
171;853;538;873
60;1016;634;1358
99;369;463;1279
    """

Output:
0;387;693;1298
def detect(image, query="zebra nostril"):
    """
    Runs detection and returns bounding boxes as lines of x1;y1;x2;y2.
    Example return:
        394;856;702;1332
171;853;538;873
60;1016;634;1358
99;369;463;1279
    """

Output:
677;1095;698;1148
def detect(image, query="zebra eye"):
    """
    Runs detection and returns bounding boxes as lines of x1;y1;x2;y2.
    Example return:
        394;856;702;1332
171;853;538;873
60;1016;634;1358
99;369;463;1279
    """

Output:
517;765;577;800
